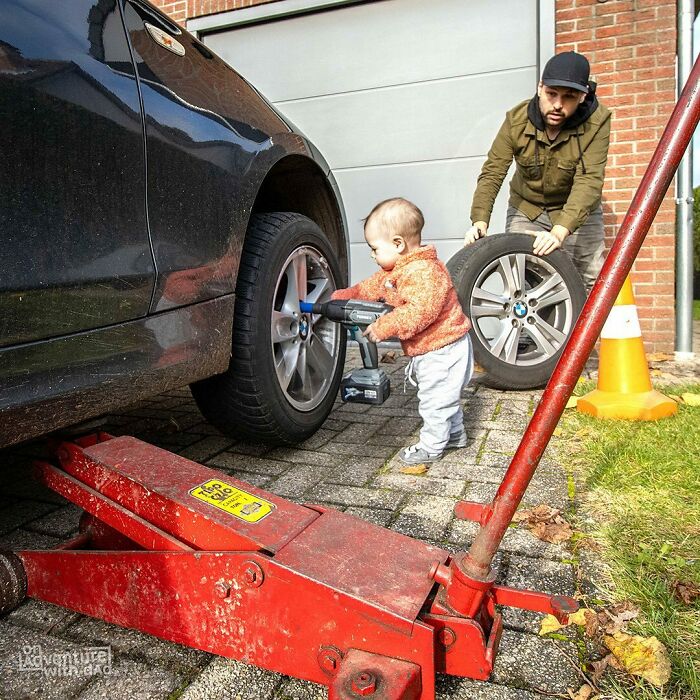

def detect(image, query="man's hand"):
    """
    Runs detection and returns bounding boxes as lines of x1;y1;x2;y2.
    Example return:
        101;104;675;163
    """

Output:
531;225;569;256
363;323;381;344
464;221;488;246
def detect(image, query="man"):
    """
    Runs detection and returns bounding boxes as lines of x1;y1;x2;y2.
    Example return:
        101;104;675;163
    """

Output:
465;51;611;291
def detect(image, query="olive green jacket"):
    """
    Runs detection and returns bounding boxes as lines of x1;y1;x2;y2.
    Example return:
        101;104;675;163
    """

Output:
470;98;611;233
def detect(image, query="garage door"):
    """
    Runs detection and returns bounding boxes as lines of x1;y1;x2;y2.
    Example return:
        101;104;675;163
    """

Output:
195;0;550;283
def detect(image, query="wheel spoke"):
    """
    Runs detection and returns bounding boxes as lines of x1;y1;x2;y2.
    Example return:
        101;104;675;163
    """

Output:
504;328;520;364
498;254;525;297
271;310;298;343
472;285;506;305
306;335;334;379
490;322;521;360
305;276;331;305
295;344;312;399
471;301;506;319
513;253;527;295
528;273;569;308
275;340;300;391
524;317;566;357
292;253;308;304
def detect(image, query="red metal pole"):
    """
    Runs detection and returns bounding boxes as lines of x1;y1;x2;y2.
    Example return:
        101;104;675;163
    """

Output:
459;55;700;582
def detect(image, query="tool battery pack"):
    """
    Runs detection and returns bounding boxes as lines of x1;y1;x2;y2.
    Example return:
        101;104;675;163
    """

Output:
341;368;390;405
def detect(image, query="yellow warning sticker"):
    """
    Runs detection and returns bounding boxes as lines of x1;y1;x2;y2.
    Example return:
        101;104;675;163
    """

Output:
189;480;274;523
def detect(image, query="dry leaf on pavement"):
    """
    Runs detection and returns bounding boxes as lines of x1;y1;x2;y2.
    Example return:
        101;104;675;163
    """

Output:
381;350;398;364
567;608;600;638
603;632;671;686
539;614;565;635
539;608;597;637
567;684;594;700
530;520;574;543
399;464;428;475
587;655;612;685
513;504;574;543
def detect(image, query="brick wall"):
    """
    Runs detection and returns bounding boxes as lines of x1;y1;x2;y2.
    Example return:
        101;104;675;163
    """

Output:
557;0;678;352
153;0;280;25
153;0;679;352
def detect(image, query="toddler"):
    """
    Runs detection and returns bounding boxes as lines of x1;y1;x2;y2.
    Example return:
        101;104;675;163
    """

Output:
331;198;473;464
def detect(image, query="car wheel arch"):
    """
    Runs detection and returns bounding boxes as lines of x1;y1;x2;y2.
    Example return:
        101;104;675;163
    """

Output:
246;147;349;285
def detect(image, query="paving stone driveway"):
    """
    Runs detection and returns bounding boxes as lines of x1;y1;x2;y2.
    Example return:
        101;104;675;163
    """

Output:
0;347;590;700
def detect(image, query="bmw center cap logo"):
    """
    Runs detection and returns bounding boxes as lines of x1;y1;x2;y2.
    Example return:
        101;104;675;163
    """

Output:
513;301;528;318
299;316;309;339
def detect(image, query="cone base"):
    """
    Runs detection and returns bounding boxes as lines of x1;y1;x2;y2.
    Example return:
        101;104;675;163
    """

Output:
577;389;678;421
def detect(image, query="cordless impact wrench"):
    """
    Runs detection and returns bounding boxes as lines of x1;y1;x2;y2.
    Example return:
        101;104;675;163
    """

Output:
298;299;393;404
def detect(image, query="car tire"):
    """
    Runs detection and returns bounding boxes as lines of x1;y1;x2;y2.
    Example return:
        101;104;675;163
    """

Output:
447;234;586;390
191;212;346;444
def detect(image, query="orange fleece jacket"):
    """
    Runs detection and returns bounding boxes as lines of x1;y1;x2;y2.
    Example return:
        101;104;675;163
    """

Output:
331;246;471;357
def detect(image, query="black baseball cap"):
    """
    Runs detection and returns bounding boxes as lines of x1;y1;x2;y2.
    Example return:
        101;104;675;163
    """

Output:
541;51;590;93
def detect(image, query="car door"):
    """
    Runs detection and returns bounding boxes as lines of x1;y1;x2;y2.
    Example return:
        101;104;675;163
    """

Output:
0;0;154;347
120;0;288;312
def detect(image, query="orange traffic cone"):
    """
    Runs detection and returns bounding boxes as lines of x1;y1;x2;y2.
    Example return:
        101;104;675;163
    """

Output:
577;276;677;420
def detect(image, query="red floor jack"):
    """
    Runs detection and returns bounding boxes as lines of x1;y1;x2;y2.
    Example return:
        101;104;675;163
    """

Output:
2;57;699;700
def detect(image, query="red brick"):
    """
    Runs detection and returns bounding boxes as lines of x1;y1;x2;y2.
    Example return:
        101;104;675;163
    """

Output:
556;7;592;21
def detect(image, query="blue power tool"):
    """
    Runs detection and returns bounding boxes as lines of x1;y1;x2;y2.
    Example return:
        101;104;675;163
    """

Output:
299;299;393;404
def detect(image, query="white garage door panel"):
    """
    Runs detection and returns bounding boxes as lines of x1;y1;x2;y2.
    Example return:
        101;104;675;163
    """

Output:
340;158;513;281
337;160;513;243
204;0;537;104
198;1;543;284
282;67;534;170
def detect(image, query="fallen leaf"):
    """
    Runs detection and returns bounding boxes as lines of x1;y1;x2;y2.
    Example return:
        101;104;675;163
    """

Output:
598;602;640;635
671;580;700;605
568;608;600;637
603;632;671;686
565;396;579;409
681;392;700;407
539;608;596;636
399;464;428;475
567;685;593;700
531;520;574;543
525;504;559;522
588;655;612;684
512;504;574;543
606;653;624;671
539;614;565;635
381;350;398;364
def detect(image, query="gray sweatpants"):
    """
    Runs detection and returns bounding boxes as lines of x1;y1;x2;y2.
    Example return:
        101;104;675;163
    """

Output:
407;333;474;454
505;205;605;292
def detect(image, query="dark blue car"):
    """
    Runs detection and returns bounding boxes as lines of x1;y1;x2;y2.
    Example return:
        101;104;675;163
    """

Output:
0;0;349;447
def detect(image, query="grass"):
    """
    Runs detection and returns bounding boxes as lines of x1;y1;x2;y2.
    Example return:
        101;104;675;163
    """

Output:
694;299;700;321
559;382;700;700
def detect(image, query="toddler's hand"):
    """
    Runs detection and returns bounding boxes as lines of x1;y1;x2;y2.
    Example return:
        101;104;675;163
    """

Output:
363;323;381;344
464;221;488;246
